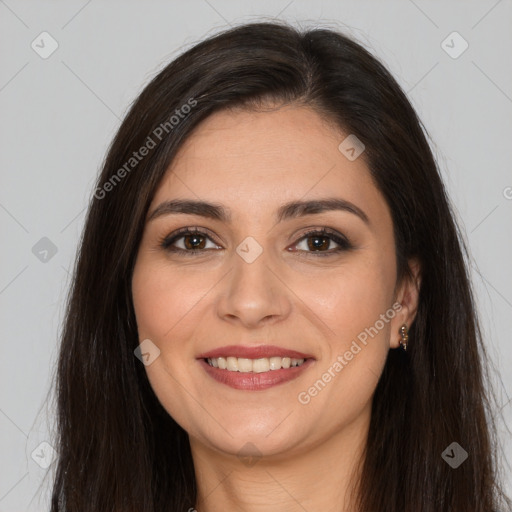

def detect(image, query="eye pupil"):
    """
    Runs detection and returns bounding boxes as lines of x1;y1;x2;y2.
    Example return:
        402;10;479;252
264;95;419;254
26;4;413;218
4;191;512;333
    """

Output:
308;236;329;251
184;234;206;250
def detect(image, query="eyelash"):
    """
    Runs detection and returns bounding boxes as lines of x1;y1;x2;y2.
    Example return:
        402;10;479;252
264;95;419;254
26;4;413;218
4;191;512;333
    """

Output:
158;226;353;257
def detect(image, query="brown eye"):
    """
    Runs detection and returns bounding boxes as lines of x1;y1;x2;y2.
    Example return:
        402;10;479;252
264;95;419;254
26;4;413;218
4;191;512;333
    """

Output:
160;228;221;255
305;235;330;251
182;233;207;250
291;228;352;256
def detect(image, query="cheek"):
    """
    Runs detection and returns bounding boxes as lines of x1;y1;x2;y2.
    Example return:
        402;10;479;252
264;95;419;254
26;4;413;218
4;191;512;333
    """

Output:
131;257;208;429
303;255;395;350
131;256;209;341
295;255;395;414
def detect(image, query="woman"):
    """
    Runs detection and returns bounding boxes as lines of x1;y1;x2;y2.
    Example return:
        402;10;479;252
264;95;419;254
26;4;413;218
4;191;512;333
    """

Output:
50;20;511;511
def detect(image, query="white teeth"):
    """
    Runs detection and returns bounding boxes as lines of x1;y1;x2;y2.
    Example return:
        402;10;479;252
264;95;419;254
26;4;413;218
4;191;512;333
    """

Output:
253;358;270;373
206;356;305;372
269;356;282;370
237;358;253;372
226;356;238;371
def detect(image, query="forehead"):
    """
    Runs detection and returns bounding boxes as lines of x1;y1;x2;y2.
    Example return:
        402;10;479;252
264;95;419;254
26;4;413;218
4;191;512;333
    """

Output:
150;105;389;228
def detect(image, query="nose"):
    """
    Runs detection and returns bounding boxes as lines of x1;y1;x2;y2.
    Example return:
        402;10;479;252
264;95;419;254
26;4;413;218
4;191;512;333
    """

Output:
215;246;292;329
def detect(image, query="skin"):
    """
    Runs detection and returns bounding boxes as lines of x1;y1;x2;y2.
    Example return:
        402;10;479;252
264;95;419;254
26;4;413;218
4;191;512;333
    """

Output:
131;104;421;512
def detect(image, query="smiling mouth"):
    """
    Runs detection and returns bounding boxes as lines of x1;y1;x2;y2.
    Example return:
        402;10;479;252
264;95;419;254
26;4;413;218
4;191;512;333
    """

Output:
205;356;307;373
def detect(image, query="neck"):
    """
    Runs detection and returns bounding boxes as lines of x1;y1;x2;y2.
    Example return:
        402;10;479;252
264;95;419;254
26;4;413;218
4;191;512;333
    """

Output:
190;411;369;512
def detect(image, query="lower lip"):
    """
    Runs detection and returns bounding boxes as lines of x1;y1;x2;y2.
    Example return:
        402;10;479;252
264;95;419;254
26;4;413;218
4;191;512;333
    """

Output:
199;358;314;390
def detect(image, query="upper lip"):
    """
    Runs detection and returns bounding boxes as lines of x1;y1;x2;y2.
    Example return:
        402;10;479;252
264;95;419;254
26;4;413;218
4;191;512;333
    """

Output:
197;345;314;360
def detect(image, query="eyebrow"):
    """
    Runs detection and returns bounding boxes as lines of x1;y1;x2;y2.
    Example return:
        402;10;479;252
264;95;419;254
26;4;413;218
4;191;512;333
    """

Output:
147;197;369;225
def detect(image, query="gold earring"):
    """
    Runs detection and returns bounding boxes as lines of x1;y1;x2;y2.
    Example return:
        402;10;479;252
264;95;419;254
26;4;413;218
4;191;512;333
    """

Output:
399;324;408;351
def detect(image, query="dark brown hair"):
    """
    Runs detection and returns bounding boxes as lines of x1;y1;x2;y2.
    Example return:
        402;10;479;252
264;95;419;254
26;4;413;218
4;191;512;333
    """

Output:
50;20;511;511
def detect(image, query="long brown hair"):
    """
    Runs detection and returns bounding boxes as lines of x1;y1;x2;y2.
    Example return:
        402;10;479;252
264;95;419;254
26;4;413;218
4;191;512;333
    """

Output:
50;20;511;511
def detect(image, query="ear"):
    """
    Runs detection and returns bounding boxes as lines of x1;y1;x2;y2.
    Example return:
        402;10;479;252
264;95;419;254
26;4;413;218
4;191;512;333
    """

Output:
389;257;421;349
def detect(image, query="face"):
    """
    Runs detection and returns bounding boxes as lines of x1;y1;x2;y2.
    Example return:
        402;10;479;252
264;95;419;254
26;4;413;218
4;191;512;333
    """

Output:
131;104;418;461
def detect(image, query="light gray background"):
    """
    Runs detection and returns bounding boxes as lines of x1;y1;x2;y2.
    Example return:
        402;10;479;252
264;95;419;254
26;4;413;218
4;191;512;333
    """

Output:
1;1;511;510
